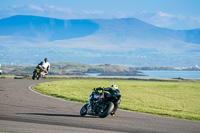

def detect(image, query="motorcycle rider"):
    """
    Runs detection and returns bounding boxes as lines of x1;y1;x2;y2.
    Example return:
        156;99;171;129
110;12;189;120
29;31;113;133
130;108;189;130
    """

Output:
104;84;121;116
37;58;50;74
32;58;50;80
88;84;121;116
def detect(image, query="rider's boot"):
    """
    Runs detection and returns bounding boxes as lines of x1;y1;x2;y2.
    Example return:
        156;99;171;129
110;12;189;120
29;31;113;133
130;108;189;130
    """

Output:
110;112;115;116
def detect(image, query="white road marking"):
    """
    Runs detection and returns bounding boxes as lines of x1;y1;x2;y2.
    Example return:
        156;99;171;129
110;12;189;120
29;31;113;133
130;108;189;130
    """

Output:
28;84;80;104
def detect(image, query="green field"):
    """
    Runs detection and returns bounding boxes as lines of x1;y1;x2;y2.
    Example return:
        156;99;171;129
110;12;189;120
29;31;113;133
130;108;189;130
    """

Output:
33;79;200;121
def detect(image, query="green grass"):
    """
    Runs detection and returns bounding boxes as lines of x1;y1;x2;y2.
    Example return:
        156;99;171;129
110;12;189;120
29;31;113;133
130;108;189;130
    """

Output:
33;79;200;121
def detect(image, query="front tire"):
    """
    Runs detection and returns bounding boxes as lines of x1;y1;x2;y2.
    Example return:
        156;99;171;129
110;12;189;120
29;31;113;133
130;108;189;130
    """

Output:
98;102;114;118
37;74;40;80
80;103;88;116
32;71;36;80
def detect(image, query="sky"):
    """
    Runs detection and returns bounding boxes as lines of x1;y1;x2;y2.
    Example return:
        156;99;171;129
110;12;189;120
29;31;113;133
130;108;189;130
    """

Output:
0;0;200;30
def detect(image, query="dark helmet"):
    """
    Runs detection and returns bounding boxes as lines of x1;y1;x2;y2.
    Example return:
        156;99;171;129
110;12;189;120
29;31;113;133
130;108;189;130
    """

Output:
44;58;48;62
94;87;103;95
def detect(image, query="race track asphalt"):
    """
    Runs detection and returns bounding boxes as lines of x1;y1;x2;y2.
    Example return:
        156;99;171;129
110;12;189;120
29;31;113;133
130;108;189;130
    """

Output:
0;79;199;133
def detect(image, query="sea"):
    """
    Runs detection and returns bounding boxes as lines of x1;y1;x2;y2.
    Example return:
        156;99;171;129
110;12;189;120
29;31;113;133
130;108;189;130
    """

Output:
140;71;200;79
85;71;200;79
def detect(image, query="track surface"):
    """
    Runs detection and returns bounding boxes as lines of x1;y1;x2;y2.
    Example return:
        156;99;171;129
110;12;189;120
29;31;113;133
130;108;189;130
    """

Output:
0;79;200;133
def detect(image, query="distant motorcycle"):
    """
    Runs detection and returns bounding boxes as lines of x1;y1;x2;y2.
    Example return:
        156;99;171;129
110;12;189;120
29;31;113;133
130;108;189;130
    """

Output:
80;88;121;118
32;65;47;80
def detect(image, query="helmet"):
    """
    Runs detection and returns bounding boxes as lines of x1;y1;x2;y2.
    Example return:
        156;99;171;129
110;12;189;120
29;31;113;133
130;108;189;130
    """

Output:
111;84;118;90
94;87;103;95
44;58;48;62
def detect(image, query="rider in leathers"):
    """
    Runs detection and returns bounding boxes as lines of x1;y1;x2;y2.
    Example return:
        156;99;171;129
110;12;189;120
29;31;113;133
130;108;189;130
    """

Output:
88;84;121;116
104;84;121;116
37;58;50;74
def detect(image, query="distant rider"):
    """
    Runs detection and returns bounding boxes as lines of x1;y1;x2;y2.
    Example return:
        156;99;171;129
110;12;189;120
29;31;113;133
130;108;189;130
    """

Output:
37;58;50;74
88;84;121;116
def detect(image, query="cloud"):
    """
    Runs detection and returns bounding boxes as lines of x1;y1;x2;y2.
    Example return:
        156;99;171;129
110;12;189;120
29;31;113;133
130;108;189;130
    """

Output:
157;12;173;17
28;4;44;11
0;4;75;19
134;11;200;30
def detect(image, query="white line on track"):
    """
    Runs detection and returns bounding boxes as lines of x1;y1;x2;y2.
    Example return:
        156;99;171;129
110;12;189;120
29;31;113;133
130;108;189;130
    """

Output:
28;84;80;104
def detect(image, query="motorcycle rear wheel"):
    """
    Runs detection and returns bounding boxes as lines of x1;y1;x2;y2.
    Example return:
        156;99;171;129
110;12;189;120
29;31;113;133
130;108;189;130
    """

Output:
98;102;114;118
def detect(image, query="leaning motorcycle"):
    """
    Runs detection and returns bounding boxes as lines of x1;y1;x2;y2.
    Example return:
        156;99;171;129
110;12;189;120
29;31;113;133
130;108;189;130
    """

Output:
32;65;47;80
80;89;121;118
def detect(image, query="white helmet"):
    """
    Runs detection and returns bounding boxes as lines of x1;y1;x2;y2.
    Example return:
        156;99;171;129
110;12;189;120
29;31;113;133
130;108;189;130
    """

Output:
111;84;118;90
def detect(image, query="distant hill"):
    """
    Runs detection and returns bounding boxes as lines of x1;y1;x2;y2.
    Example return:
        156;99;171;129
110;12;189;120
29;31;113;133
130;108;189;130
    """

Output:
0;15;200;66
1;62;143;76
0;15;99;41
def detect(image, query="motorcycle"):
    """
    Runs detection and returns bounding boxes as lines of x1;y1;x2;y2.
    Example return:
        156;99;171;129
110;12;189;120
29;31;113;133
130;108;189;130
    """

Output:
32;65;47;80
80;88;121;118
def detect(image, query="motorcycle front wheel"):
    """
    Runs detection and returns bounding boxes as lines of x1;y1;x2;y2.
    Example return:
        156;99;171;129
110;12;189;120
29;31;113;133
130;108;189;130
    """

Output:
36;74;40;80
98;102;114;118
80;103;88;116
32;70;37;80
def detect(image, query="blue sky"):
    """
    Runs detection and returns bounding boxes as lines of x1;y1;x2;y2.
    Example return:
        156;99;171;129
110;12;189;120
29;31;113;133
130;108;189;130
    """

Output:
0;0;200;29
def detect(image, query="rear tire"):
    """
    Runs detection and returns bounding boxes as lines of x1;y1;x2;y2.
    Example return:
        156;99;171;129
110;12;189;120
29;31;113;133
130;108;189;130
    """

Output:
98;102;114;118
80;103;88;116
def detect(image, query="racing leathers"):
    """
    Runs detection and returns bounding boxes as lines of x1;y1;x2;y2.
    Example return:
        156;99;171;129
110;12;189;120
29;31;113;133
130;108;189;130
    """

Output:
104;87;121;115
37;61;50;73
88;87;121;115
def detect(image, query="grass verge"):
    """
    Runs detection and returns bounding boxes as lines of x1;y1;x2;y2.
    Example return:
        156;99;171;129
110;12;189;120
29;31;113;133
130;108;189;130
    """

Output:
32;79;200;121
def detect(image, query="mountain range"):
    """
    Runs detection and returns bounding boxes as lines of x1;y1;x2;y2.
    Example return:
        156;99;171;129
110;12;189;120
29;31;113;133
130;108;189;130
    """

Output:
0;15;200;67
